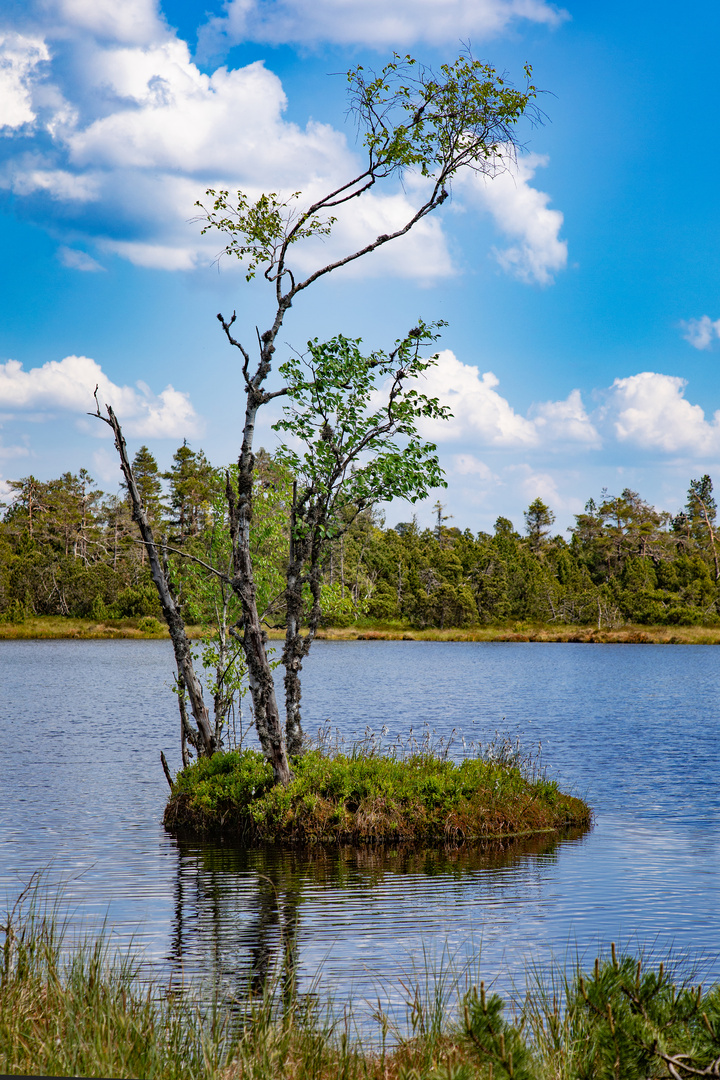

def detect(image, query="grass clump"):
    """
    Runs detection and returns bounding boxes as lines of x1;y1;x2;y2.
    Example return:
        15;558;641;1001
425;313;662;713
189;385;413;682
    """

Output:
164;731;591;844
0;877;226;1079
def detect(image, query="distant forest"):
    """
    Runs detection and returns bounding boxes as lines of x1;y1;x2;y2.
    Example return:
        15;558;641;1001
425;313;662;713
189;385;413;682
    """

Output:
2;442;719;628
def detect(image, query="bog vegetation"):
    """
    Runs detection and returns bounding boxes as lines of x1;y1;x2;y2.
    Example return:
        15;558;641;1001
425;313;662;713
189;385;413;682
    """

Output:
2;880;720;1080
163;731;591;842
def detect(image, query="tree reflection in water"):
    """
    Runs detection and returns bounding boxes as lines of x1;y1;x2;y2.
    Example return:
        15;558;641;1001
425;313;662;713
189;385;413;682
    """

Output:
165;828;591;1020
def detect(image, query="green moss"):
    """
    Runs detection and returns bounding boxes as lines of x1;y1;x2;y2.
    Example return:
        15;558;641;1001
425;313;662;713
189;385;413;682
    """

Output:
164;747;591;844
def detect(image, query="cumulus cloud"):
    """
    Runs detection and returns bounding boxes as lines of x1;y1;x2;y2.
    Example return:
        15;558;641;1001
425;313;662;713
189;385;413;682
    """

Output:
507;463;583;515
198;0;568;53
0;32;49;130
459;152;567;285
453;454;498;481
0;10;565;282
607;372;720;455
530;388;600;445
416;350;595;448
681;315;720;351
0;354;201;438
50;0;167;46
418;351;537;446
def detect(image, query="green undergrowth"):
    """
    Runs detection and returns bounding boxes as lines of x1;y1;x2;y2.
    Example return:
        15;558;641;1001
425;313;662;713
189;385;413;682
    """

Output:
2;880;720;1080
163;737;591;844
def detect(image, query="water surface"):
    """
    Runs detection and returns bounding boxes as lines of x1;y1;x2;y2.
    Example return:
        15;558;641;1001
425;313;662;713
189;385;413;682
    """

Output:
1;639;718;1015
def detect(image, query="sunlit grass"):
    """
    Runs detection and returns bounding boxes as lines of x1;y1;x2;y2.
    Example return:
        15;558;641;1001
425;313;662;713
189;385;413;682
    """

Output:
3;614;720;643
0;615;204;639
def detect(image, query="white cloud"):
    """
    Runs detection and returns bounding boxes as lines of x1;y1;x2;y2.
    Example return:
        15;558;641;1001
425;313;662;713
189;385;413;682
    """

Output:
101;239;197;270
607;372;720;455
1;159;100;201
418;351;538;446
453;454;498;481
58;245;105;271
460;152;567;285
0;32;49;130
0;354;201;438
416;350;594;449
0;11;566;283
530;388;600;445
199;0;568;53
506;463;584;516
0;438;29;461
48;0;167;46
681;315;720;351
513;464;562;505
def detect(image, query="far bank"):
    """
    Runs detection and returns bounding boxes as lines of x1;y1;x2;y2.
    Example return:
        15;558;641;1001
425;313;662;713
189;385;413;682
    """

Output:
3;614;720;643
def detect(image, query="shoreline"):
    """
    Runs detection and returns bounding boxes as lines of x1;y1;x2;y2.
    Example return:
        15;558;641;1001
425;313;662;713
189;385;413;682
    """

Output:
2;616;720;644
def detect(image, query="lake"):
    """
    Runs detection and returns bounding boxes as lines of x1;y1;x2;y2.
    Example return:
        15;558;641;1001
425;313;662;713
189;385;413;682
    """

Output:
1;639;718;1020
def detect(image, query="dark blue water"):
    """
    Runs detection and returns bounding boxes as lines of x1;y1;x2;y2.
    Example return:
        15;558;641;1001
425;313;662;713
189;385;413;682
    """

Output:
1;639;718;1016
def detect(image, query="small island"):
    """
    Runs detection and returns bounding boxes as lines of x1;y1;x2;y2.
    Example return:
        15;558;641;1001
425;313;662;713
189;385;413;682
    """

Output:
163;743;591;845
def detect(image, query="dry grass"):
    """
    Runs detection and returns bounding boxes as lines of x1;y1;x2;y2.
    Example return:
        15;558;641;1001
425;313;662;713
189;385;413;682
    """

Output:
280;622;720;645
0;615;205;640
3;615;719;643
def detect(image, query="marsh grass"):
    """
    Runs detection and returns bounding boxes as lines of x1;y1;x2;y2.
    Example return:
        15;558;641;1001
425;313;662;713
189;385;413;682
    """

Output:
0;874;227;1079
0;615;206;640
4;614;720;643
164;724;591;844
3;877;720;1080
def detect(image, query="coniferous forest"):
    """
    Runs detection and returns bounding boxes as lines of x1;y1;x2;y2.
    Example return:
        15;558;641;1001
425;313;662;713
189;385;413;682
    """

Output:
2;442;720;630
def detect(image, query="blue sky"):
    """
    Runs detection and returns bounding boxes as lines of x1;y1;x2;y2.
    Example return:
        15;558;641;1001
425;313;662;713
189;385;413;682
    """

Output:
1;0;719;534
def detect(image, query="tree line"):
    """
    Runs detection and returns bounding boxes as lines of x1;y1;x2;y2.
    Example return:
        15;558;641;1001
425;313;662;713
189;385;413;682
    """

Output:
3;449;720;631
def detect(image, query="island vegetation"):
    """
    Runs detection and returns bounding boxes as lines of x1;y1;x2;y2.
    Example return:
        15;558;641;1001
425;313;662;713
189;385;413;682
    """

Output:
162;732;591;843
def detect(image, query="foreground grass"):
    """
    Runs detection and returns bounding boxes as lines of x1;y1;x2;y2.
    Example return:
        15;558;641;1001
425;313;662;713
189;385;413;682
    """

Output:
3;614;720;643
2;884;720;1080
163;738;591;843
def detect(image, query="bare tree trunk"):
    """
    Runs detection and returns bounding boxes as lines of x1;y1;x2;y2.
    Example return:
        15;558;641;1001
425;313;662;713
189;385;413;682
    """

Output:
227;391;292;786
96;401;216;757
282;483;304;757
701;505;720;582
282;503;323;759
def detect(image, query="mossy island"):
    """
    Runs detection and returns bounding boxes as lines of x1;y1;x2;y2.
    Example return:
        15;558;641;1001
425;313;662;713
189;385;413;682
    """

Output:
163;740;591;846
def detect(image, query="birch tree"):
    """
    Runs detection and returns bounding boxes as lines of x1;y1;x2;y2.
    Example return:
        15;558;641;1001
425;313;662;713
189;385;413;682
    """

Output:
96;52;540;785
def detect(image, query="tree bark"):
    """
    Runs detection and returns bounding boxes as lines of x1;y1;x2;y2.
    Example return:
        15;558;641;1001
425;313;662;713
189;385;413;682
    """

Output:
97;402;216;757
282;491;305;758
282;499;324;759
228;388;292;785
